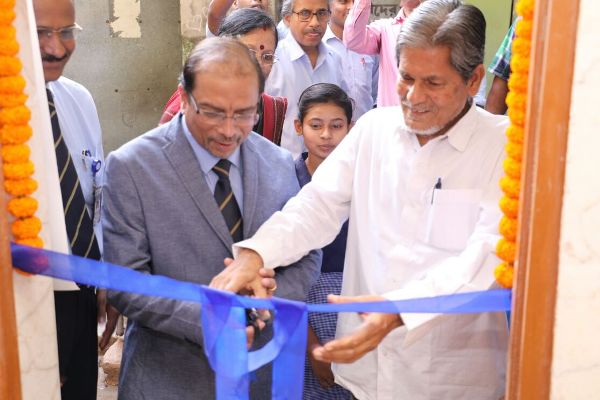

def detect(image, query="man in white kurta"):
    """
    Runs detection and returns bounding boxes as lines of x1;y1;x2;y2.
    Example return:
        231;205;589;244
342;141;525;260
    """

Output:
212;1;509;398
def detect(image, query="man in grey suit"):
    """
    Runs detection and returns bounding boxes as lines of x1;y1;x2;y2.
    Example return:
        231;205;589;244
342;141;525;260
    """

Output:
102;37;321;399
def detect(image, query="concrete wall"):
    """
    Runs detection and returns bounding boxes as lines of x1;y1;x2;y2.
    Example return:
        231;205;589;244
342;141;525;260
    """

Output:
551;0;600;398
65;0;182;153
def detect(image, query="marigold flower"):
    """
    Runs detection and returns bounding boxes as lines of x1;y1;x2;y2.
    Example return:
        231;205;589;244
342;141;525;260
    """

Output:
511;53;530;74
508;107;526;127
496;238;516;263
508;72;528;94
500;175;521;199
15;236;44;248
0;24;15;40
11;216;42;240
506;141;523;162
499;216;518;242
1;143;30;163
3;160;34;179
517;0;535;20
0;56;21;77
506;125;524;144
499;195;519;219
503;157;522;179
0;38;18;56
0;75;25;94
8;196;38;218
516;19;533;39
4;177;37;196
512;38;531;58
0;0;17;9
506;91;527;113
0;124;33;144
494;263;514;289
0;10;16;26
0;92;26;108
0;105;30;125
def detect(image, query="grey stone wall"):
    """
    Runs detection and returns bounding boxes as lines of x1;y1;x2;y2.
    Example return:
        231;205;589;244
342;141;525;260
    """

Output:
65;0;182;152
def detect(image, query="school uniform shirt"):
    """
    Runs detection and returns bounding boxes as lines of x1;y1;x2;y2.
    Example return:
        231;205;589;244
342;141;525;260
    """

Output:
265;34;348;159
323;26;377;120
236;103;510;399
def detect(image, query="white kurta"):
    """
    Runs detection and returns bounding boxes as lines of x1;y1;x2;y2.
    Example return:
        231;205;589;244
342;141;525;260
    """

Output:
236;103;509;399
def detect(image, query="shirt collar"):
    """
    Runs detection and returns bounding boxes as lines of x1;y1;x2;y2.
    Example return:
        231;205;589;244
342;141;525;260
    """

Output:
397;101;478;152
181;114;242;174
323;25;339;43
443;101;479;152
284;32;329;65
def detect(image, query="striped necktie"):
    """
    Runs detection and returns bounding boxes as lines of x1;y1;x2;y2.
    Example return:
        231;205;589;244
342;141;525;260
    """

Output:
212;159;243;242
47;89;101;261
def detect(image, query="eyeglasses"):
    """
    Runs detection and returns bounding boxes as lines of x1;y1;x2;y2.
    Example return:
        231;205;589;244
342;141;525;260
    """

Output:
187;92;259;127
248;49;278;65
37;23;82;42
292;9;331;22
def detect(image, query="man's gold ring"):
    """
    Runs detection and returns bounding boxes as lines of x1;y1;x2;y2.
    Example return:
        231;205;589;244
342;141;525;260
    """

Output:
267;284;277;293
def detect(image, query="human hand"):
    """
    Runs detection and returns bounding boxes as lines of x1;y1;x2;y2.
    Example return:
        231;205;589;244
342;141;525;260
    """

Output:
97;289;120;351
245;316;266;349
312;295;403;363
211;249;266;298
220;258;274;343
223;257;276;295
308;350;336;388
258;267;277;297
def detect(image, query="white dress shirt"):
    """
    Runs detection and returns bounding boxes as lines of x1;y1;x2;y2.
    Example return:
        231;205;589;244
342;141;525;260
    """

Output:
265;34;348;158
47;77;104;291
236;104;509;399
323;26;376;120
47;77;104;251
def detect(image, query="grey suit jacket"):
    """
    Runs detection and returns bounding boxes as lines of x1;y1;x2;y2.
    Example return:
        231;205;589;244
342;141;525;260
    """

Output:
103;115;321;400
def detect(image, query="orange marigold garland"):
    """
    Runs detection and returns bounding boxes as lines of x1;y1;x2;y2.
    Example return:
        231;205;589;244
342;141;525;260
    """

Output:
0;0;43;258
494;0;535;288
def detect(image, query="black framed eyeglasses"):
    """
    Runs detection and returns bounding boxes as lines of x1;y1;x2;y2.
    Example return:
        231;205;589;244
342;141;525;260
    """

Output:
37;23;82;42
292;9;331;22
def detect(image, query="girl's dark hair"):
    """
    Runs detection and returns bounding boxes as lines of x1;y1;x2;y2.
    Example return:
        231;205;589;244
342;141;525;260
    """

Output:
297;83;354;124
217;8;278;43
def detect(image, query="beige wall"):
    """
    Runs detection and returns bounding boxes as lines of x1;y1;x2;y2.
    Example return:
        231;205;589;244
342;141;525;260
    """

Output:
551;0;600;398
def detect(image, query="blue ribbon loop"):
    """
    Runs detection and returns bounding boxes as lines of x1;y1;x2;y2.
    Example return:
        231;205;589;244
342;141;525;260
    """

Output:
10;244;511;399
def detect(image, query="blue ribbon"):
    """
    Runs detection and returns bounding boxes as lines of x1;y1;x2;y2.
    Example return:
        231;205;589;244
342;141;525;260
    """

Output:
10;244;511;399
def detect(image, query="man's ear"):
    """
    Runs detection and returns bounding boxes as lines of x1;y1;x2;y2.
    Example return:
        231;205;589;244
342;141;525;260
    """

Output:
294;119;303;136
467;64;485;97
284;14;291;26
180;87;189;113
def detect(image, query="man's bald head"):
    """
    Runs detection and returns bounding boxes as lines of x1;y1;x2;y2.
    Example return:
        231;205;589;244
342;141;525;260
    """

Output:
182;37;265;95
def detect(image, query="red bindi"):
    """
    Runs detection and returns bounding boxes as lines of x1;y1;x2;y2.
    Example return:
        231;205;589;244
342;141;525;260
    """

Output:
259;44;264;50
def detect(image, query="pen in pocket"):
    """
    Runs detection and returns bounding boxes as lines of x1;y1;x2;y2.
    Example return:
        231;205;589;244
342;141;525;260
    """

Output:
431;177;442;204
